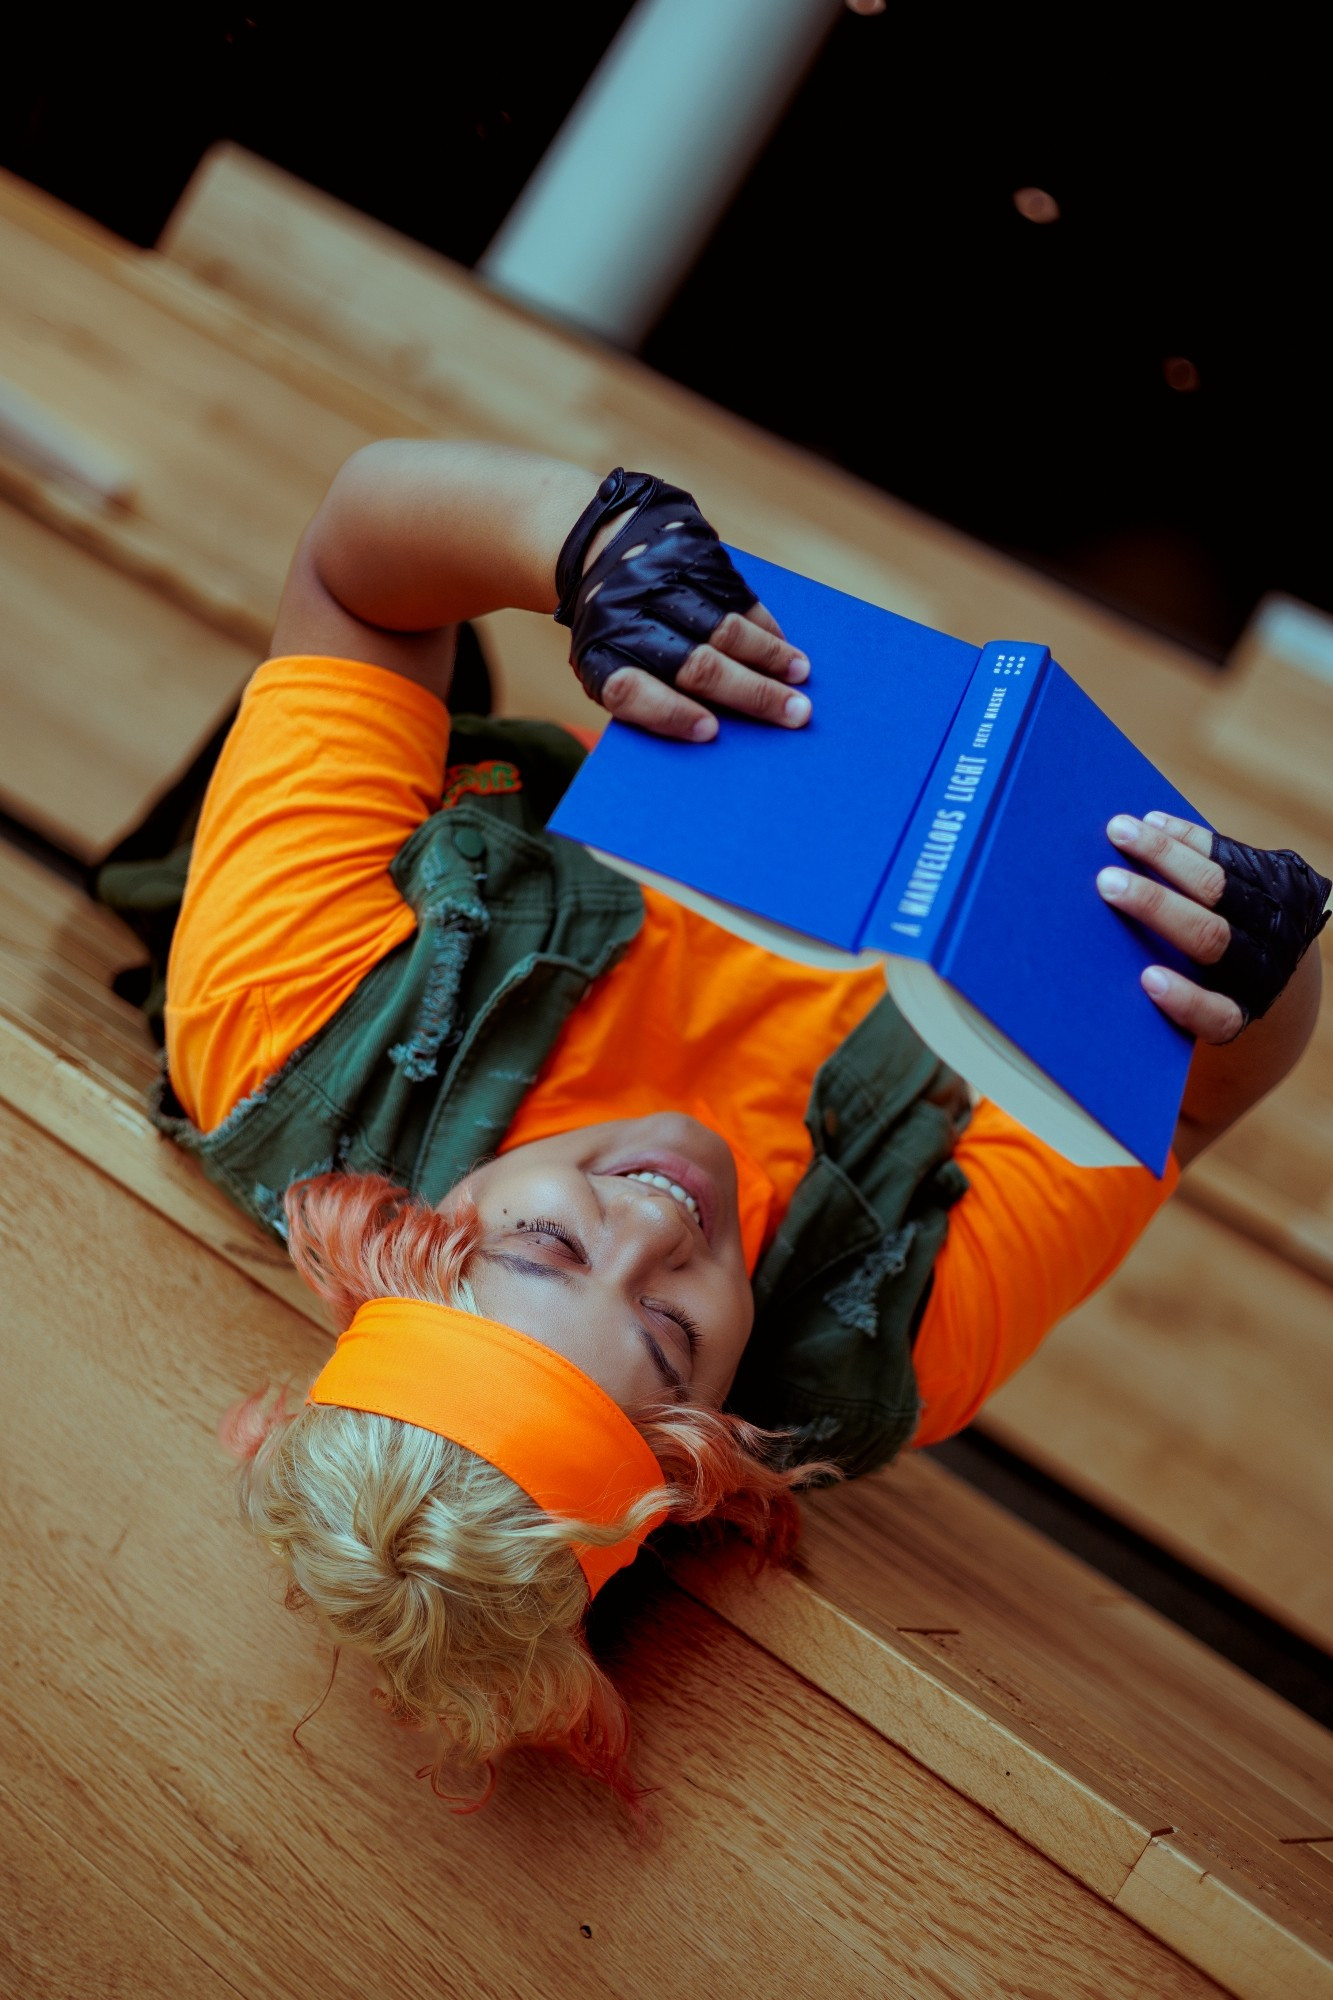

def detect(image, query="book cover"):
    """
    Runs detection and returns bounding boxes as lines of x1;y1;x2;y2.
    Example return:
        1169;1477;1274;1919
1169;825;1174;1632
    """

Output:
549;549;978;950
548;547;1205;1174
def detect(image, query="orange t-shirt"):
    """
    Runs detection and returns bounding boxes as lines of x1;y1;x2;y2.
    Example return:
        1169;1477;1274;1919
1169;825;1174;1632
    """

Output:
167;657;1179;1447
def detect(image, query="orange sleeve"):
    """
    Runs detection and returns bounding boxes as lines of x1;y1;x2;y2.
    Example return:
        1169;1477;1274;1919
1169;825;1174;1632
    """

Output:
909;1099;1181;1447
164;656;450;1135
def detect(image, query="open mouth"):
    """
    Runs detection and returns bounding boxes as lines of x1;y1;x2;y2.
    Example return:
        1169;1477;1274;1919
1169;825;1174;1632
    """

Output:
617;1169;700;1224
596;1145;718;1243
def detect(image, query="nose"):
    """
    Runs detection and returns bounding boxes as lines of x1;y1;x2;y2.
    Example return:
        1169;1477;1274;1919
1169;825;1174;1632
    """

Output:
593;1173;694;1277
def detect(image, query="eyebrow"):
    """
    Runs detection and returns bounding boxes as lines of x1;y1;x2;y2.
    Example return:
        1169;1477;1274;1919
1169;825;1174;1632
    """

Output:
480;1250;686;1392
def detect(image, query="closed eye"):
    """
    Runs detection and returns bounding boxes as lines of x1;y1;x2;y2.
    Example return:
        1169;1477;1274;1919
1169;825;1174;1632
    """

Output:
644;1298;699;1359
635;1322;688;1396
485;1222;694;1395
516;1217;586;1258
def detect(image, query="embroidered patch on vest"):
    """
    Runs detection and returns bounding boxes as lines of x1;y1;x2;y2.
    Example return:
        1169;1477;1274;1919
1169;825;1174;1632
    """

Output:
441;759;522;811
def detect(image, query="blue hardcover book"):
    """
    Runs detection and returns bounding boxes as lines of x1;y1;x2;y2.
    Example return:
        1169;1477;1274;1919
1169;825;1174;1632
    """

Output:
549;548;1204;1174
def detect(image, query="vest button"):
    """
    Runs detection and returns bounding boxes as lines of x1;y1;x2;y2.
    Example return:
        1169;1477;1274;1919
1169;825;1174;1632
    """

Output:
451;825;486;860
823;1108;839;1139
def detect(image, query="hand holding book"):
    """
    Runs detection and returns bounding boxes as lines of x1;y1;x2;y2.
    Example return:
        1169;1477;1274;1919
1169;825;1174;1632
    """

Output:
1098;812;1331;1044
554;469;811;742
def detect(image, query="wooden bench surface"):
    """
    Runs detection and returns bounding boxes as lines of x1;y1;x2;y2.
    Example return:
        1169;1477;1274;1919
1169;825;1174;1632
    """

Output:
154;147;1223;738
0;498;253;860
2;1095;1244;2000
2;839;1330;1998
980;1193;1333;1648
1201;597;1333;843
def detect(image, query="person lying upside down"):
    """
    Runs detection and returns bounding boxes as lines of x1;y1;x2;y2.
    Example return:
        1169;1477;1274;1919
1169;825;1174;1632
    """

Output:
148;443;1328;1804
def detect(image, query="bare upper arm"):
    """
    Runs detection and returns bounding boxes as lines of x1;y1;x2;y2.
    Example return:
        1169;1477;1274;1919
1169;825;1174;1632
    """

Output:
267;525;457;703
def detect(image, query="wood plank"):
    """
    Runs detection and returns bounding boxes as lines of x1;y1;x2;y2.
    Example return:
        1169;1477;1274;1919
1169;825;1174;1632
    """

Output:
674;1455;1333;1999
0;185;380;640
1199;596;1333;838
0;498;253;860
0;833;158;1093
1116;1840;1333;2000
153;146;1224;749
786;1465;1333;1848
0;1782;239;2000
0;1101;1229;2000
0;167;587;735
979;1195;1333;1650
0;840;317;1316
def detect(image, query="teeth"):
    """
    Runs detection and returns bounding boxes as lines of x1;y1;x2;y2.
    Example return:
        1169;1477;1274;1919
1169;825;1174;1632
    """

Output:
622;1170;699;1220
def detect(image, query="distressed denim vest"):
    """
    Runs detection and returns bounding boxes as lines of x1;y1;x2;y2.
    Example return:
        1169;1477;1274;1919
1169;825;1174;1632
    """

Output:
104;716;971;1476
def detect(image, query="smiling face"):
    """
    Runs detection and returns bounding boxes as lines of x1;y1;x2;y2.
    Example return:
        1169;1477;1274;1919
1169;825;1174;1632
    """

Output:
463;1112;755;1413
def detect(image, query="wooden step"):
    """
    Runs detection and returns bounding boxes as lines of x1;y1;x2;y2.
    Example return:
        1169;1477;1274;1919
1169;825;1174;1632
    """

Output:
673;1464;1333;2000
2;841;1329;1998
978;1192;1333;1649
0;1097;1238;2000
154;145;1223;746
0;498;253;861
1200;596;1333;842
0;167;591;738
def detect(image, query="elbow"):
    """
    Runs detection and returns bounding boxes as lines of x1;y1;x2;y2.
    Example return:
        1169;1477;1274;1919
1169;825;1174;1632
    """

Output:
305;440;428;628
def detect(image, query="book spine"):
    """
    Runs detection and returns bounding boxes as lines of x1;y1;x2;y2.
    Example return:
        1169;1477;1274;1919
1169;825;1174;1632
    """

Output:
860;642;1052;959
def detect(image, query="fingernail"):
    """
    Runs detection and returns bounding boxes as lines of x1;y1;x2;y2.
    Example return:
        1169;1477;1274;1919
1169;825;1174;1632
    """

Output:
1144;811;1168;827
787;655;810;683
783;693;811;725
1108;815;1139;842
692;715;718;742
1098;867;1129;896
1143;968;1168;996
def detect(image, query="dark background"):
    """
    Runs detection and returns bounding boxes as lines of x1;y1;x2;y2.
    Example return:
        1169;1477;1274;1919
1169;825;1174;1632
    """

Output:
5;5;1327;660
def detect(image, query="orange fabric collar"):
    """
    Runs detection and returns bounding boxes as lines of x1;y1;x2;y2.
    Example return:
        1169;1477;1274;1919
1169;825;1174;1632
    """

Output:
307;1298;667;1596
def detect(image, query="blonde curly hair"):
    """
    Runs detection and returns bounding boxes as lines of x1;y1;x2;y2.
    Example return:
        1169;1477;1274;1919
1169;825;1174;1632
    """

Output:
223;1173;819;1805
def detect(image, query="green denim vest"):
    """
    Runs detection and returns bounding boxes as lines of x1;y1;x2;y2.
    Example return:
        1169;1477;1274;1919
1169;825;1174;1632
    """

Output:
104;715;971;1477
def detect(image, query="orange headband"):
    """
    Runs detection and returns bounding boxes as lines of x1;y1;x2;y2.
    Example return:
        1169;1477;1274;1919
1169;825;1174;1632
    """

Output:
307;1298;667;1596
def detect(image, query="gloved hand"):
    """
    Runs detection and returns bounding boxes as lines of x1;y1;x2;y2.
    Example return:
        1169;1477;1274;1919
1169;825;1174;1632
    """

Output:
1097;811;1332;1040
554;468;812;741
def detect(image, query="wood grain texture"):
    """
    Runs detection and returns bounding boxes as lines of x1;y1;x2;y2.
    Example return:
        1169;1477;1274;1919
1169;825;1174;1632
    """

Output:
0;499;253;859
674;1453;1333;1997
1116;1841;1333;2000
0;183;380;640
0;1782;239;2000
979;1195;1333;1649
797;1467;1333;1868
1200;599;1333;838
0;833;158;1094
0;1101;1229;2000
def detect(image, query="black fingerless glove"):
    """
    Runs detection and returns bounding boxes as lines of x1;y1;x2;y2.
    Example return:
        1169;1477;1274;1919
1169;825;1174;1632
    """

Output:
1199;834;1331;1025
553;468;758;702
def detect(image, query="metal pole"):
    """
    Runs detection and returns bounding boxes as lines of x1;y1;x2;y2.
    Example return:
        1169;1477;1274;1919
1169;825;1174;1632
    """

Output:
478;0;843;348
